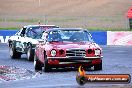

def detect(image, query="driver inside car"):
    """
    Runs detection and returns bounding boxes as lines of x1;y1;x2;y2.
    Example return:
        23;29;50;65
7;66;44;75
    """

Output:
48;31;62;41
70;32;85;41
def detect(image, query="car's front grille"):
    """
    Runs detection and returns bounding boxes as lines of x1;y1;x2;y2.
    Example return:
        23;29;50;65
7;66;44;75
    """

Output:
66;49;86;57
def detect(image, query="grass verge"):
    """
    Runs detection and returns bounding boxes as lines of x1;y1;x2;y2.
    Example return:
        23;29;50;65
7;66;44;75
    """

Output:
85;27;132;31
0;27;131;31
0;27;19;30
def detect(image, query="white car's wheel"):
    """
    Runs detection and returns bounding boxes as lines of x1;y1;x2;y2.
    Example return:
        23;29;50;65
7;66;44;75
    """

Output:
9;47;13;57
27;47;34;61
9;45;21;59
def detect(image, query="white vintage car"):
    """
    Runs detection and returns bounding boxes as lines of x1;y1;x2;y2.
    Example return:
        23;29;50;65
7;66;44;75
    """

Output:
8;25;59;61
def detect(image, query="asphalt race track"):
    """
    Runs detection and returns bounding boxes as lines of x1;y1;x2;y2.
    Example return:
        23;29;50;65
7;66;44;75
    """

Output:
0;43;132;88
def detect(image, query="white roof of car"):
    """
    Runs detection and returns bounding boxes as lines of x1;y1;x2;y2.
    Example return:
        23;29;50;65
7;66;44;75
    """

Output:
23;25;58;28
28;25;57;27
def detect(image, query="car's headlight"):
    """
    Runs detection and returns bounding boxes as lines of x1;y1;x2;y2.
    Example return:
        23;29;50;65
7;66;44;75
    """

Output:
50;49;57;56
95;49;101;55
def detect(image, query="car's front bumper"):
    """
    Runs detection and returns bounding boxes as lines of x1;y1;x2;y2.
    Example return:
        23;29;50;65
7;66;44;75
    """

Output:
47;56;103;59
47;56;103;67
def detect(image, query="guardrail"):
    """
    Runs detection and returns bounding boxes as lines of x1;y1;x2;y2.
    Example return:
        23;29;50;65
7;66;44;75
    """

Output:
0;30;17;43
0;30;132;45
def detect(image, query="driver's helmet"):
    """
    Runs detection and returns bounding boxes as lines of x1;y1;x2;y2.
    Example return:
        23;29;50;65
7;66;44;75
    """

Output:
42;32;48;40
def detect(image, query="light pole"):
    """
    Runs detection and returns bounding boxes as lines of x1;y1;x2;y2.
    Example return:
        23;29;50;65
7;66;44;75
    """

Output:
39;0;40;7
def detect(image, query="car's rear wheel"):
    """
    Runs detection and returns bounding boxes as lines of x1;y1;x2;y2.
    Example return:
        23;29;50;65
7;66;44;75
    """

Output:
9;44;21;59
43;57;51;72
27;47;34;61
34;54;42;71
94;61;102;70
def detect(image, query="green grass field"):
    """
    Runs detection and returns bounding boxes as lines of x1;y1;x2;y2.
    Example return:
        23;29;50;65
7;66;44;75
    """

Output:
0;27;131;31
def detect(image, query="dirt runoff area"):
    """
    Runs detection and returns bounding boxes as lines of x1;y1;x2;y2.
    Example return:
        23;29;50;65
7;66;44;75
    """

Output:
0;0;132;28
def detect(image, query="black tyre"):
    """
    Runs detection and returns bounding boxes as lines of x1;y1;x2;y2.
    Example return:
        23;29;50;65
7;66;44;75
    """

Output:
94;61;102;70
43;56;51;72
34;54;42;71
9;44;21;59
27;46;34;61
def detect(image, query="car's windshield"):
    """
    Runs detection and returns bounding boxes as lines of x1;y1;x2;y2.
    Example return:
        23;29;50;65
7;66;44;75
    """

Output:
47;30;93;42
26;26;58;39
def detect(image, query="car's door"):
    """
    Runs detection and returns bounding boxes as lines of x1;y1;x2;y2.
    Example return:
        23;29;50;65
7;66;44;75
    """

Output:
18;26;39;53
22;27;34;52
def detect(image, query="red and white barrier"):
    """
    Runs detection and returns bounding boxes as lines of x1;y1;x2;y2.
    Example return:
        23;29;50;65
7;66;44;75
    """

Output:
107;31;132;45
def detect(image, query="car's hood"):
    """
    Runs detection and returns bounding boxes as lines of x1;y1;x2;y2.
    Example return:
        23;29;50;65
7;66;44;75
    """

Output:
8;36;39;45
47;41;101;50
21;38;39;45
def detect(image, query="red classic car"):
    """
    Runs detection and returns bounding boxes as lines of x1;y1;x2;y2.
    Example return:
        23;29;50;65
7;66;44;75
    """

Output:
34;28;103;72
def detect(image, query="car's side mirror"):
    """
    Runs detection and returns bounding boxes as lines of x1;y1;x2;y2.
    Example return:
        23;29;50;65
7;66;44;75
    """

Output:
20;34;24;37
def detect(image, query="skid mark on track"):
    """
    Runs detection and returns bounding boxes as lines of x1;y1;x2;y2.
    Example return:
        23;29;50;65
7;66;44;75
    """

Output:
0;65;40;82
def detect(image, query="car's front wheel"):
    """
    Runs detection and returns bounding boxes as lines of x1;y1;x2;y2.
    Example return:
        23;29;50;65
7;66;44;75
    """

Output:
43;57;51;72
34;54;42;71
9;44;21;59
27;47;34;61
